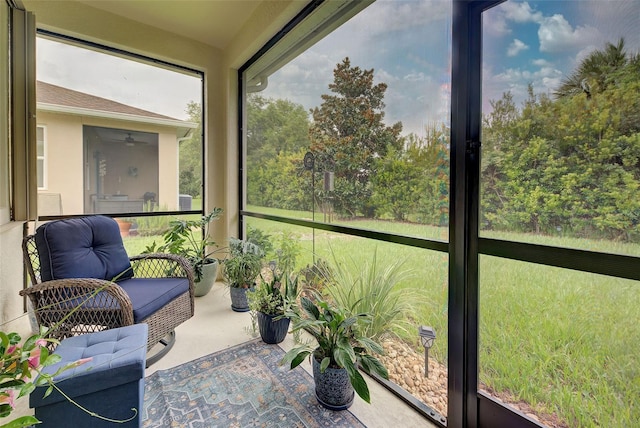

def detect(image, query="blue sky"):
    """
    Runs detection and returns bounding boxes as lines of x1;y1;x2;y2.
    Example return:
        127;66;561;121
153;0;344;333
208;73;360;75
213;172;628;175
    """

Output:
263;0;640;137
37;0;640;135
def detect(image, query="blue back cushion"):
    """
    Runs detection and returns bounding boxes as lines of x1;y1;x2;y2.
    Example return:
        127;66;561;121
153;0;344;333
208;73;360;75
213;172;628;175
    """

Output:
36;216;133;282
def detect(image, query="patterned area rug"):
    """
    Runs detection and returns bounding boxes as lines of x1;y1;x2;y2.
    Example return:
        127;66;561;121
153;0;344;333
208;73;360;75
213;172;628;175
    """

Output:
142;339;366;427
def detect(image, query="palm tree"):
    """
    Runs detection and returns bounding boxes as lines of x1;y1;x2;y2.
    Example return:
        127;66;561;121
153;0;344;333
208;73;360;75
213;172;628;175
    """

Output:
555;38;628;99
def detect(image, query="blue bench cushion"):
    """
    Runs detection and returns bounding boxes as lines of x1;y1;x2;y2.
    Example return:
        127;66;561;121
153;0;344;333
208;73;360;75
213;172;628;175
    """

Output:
117;277;190;322
30;324;148;408
36;216;134;282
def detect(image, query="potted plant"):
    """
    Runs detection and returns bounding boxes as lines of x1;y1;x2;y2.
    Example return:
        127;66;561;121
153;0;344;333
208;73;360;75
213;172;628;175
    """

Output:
281;295;389;410
248;262;300;344
143;208;223;297
222;238;264;311
114;217;134;237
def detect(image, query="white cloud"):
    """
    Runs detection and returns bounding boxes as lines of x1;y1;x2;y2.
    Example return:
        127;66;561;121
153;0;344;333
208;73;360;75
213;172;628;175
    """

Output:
532;58;551;67
501;1;543;24
37;38;201;120
484;1;543;37
351;0;451;35
538;14;601;53
507;39;529;57
404;72;430;82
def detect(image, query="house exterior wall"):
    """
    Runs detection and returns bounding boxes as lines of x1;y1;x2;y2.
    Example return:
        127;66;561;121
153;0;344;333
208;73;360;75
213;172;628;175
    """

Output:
37;110;181;214
36;111;83;213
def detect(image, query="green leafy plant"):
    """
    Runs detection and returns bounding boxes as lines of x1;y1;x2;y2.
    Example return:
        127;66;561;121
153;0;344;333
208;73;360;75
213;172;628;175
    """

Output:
281;295;388;404
135;202;172;236
324;247;424;340
222;238;264;289
246;226;274;259
248;263;300;316
0;328;84;428
143;208;223;282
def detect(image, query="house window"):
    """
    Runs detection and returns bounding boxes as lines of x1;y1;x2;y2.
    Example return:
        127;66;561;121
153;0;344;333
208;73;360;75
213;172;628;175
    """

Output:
35;32;203;219
36;125;46;189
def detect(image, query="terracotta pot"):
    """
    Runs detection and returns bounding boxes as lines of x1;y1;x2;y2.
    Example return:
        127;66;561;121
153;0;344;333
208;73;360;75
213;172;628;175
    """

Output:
115;219;132;237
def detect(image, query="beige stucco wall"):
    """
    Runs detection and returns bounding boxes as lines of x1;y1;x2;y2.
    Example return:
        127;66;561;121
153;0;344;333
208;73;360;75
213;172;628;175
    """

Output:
2;0;306;322
37;110;181;213
36;112;83;212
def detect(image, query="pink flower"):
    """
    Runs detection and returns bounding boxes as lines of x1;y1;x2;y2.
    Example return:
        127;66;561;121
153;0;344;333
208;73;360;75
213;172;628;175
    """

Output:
27;348;42;369
6;345;17;355
35;338;48;348
0;389;16;410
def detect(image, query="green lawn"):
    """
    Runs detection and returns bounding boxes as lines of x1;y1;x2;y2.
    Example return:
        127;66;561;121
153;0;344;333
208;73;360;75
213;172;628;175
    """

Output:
241;206;640;428
123;206;640;427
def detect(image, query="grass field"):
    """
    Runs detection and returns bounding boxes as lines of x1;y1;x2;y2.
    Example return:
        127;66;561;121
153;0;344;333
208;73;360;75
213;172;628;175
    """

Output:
123;205;639;427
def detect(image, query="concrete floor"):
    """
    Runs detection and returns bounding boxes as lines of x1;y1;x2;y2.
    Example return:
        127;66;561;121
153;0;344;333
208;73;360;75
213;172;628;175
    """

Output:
9;282;437;427
148;282;437;427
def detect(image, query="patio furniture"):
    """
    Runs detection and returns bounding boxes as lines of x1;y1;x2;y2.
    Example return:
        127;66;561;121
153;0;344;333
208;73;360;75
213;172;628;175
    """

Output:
30;324;148;427
21;215;195;366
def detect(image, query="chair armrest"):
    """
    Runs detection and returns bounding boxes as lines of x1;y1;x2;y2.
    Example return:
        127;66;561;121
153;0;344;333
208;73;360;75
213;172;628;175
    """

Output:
20;278;135;343
129;253;195;285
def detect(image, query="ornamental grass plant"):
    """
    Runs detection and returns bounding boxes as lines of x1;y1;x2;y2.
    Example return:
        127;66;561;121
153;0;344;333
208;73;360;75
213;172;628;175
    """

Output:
322;246;426;340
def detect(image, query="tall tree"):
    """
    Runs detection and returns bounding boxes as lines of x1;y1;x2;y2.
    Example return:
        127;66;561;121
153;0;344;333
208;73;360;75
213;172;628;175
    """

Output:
482;39;640;241
309;57;403;218
247;95;310;165
179;101;202;197
245;95;311;209
555;38;628;99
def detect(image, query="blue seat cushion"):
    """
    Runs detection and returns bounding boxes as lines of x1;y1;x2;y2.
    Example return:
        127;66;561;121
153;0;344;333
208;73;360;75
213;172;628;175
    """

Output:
30;324;148;408
117;277;190;322
36;216;133;282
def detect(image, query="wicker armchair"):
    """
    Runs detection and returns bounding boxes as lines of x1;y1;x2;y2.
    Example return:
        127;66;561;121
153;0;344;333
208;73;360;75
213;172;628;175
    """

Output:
21;215;195;366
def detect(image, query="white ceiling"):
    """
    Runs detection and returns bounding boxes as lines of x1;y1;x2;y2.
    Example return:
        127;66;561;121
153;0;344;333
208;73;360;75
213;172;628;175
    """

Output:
75;0;264;49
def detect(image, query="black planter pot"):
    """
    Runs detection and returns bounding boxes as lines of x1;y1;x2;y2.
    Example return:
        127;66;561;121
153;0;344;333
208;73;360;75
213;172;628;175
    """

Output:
311;352;355;410
256;312;290;344
229;286;252;312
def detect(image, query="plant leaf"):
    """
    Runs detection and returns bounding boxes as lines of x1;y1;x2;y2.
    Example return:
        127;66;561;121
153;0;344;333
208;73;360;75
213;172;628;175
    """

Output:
359;354;388;379
319;356;330;373
0;415;41;428
349;369;370;403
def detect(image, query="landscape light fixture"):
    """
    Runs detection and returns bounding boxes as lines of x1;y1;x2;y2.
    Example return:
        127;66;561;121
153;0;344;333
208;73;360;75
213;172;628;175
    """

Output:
418;325;436;378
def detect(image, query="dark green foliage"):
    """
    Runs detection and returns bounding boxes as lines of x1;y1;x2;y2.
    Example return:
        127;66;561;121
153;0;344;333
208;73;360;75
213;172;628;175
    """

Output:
482;40;640;241
371;127;450;225
246;95;311;210
179;102;203;197
142;208;223;281
309;57;403;218
245;42;637;241
281;296;389;404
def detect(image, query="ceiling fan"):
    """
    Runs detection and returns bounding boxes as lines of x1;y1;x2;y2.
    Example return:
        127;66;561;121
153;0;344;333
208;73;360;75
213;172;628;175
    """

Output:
114;133;143;146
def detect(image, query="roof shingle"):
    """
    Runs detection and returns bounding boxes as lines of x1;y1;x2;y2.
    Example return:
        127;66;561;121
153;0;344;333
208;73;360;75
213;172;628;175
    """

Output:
36;80;179;121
